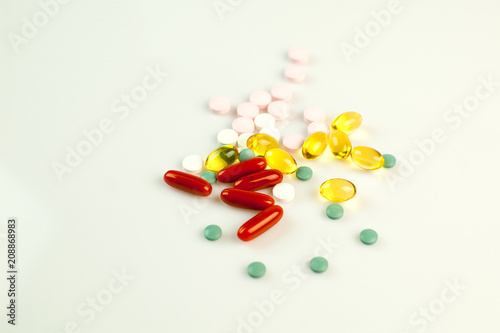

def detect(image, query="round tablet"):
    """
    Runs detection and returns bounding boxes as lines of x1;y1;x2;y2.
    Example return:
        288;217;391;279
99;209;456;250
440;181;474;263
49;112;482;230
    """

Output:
238;149;255;162
247;262;266;278
204;225;222;241
359;229;378;245
254;113;276;130
303;106;326;124
271;84;292;102
217;129;238;146
267;101;290;120
284;65;306;83
383;154;396;168
326;204;344;220
272;183;295;203
209;96;231;115
200;171;217;184
309;257;328;273
288;46;310;64
296;166;313;181
307;121;329;136
182;155;204;173
237;102;259;119
259;127;280;141
249;91;272;110
237;132;254;150
282;133;305;151
232;117;255;135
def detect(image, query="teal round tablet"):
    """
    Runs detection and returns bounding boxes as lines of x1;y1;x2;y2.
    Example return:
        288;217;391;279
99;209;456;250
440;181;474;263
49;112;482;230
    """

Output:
204;225;222;241
359;229;378;245
309;257;328;273
383;154;396;168
296;166;313;181
200;171;217;184
247;262;266;278
238;149;256;162
326;204;344;220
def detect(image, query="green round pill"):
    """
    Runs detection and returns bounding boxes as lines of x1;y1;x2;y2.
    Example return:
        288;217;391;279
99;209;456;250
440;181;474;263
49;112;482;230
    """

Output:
326;204;344;220
296;166;313;181
204;225;222;241
247;262;266;278
359;229;378;245
200;171;217;184
238;149;256;162
383;154;396;168
309;257;328;273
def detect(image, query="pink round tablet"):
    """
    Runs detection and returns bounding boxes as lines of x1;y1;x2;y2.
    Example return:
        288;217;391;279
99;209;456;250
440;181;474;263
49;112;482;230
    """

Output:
249;91;272;110
303;106;326;124
271;84;293;102
237;102;259;119
284;65;306;83
267;101;290;120
232;117;255;135
307;121;329;136
288;46;310;64
209;96;231;115
282;133;305;151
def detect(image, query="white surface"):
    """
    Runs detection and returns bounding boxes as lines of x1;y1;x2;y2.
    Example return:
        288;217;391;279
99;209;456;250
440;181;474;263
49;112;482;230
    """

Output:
2;1;500;333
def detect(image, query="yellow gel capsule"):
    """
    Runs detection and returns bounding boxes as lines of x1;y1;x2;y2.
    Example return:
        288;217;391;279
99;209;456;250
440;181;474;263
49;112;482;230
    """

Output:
265;148;297;174
328;130;352;160
247;133;279;156
351;146;385;170
330;112;362;134
320;178;356;202
205;145;239;172
302;132;328;160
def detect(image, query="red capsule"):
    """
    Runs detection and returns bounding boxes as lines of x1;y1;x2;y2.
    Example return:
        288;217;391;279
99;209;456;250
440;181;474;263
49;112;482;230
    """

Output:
237;205;284;241
233;169;283;191
216;157;267;183
163;170;212;196
220;188;274;210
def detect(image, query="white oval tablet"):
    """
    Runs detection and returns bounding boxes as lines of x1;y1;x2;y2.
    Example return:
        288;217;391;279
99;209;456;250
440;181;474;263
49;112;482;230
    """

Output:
272;183;295;203
182;155;204;173
217;129;238;146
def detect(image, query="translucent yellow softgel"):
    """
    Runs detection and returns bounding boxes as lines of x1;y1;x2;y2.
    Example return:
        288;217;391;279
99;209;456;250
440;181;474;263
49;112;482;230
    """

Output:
247;133;279;156
302;132;328;160
330;112;362;134
320;178;356;202
205;145;239;172
328;130;352;160
351;146;385;170
264;148;297;174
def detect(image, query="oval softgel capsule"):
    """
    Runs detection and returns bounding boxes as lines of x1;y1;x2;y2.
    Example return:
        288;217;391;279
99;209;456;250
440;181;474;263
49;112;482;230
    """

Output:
237;205;284;241
330;112;362;134
205;145;239;172
233;169;283;191
246;133;279;156
164;170;212;196
302;132;328;160
328;130;352;159
264;148;297;174
351;146;385;170
319;178;356;202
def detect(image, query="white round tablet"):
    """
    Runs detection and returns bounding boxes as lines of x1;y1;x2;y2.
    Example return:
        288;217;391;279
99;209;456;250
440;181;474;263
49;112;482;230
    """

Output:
267;101;290;120
259;127;280;141
237;132;254;150
254;113;276;130
182;155;204;174
272;183;295;203
307;121;329;136
217;129;238;146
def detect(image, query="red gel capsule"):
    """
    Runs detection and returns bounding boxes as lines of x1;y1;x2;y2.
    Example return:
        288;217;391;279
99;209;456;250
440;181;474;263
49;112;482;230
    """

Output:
233;169;283;191
237;205;283;241
216;157;267;183
220;188;274;210
163;170;212;196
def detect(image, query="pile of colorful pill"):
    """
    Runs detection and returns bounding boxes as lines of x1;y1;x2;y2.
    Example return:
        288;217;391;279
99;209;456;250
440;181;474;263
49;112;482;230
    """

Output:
163;47;396;278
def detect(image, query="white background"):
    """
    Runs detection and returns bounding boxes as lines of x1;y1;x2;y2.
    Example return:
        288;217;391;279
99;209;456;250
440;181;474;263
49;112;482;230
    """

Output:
1;0;500;332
